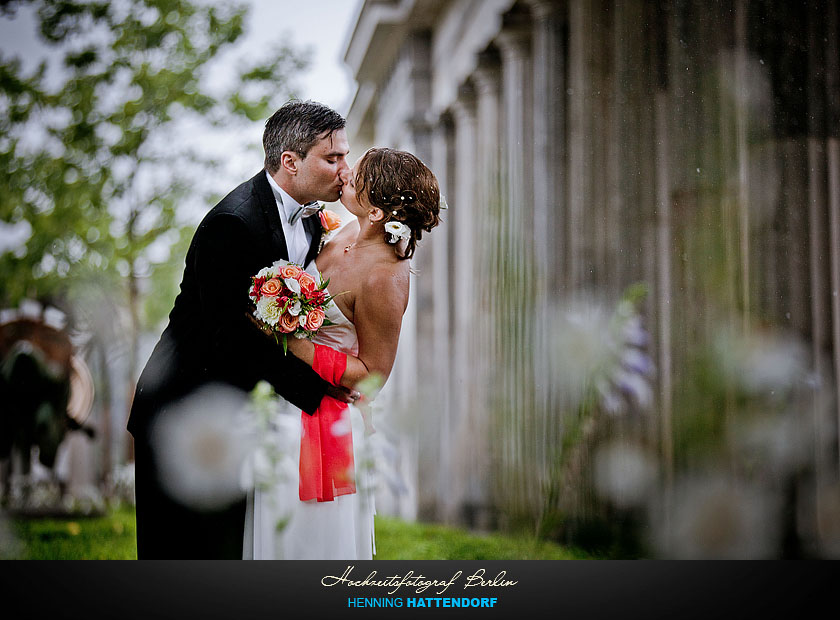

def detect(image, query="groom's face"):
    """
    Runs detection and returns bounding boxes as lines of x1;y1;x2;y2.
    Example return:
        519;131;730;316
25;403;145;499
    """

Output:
293;129;350;203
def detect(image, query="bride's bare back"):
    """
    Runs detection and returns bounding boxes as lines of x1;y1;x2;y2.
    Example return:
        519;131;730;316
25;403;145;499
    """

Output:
310;220;409;386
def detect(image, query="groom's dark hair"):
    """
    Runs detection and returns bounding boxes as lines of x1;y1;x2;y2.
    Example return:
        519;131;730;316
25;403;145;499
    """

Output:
263;100;346;174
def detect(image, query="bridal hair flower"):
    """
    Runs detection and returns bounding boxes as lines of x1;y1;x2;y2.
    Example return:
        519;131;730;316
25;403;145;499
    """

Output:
384;221;411;244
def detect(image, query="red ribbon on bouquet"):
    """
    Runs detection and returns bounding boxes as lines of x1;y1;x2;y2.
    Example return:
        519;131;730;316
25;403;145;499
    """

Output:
299;343;356;502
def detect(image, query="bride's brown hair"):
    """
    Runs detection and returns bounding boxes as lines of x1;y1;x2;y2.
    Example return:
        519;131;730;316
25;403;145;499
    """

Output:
355;147;441;260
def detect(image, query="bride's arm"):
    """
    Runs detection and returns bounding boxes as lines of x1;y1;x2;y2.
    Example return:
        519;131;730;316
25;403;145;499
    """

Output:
285;264;409;389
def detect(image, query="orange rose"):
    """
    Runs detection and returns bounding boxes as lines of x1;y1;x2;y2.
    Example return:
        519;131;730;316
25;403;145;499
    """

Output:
260;278;283;297
300;307;325;331
279;264;303;279
278;312;299;333
319;209;342;232
297;271;317;295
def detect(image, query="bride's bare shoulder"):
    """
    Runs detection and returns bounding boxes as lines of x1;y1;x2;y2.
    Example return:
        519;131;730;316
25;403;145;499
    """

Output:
361;259;409;311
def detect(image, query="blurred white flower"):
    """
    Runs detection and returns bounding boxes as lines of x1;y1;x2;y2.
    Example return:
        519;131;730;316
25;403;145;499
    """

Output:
151;385;255;511
651;474;780;559
356;373;385;402
550;293;655;415
240;383;300;499
550;298;615;406
331;416;352;437
594;441;658;509
732;413;809;477
714;328;808;397
288;300;301;316
240;446;273;491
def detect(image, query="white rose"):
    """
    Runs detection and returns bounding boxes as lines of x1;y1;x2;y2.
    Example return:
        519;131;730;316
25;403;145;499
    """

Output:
288;300;301;316
384;221;411;244
256;296;281;326
256;266;275;279
284;277;301;295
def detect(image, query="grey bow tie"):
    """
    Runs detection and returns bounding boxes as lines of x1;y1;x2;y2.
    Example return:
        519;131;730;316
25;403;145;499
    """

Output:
288;202;321;225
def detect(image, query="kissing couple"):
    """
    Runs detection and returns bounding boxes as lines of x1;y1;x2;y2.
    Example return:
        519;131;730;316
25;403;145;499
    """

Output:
127;99;442;560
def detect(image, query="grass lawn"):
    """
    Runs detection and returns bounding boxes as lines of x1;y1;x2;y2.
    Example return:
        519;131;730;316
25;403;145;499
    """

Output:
0;506;588;560
1;504;138;560
373;516;590;559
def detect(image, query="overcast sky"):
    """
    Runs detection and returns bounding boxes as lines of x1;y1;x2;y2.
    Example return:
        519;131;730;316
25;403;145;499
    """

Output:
227;0;362;112
0;0;362;109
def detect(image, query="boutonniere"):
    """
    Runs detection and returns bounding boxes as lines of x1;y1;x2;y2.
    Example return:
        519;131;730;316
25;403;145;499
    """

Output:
317;205;343;252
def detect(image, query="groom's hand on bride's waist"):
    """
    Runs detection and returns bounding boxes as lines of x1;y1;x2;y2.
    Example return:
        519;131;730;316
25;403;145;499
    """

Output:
327;384;360;404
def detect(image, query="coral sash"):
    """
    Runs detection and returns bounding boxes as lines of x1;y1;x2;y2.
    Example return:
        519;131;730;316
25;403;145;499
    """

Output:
299;343;356;502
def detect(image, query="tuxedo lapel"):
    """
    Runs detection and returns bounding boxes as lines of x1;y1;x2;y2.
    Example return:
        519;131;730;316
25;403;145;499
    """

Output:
303;210;322;266
252;170;290;261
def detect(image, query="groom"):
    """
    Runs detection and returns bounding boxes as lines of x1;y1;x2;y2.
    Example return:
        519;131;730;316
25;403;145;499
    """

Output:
127;100;357;559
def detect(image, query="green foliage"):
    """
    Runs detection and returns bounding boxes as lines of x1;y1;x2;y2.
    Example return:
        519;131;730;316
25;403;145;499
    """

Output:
0;0;308;335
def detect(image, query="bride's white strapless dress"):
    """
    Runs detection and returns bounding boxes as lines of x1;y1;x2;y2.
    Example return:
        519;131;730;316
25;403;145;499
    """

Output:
243;262;376;560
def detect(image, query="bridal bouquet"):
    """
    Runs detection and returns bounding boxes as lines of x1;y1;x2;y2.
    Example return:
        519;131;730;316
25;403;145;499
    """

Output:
248;259;335;353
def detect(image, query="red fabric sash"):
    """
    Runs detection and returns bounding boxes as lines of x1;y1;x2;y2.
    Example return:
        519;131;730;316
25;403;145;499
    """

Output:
299;343;356;502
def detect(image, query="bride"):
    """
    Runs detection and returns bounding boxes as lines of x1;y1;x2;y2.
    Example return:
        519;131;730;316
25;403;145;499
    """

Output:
243;147;441;559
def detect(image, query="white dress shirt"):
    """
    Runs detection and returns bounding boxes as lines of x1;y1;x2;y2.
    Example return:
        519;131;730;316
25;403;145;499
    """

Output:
265;171;313;265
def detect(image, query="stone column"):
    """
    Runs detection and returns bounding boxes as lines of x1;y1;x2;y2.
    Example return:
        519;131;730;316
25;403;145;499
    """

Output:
524;0;566;489
422;111;454;520
495;6;536;517
470;47;502;527
566;0;588;290
448;81;480;524
525;0;566;294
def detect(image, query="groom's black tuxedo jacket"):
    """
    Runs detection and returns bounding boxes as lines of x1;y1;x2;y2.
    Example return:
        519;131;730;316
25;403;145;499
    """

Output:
127;170;330;558
128;170;329;437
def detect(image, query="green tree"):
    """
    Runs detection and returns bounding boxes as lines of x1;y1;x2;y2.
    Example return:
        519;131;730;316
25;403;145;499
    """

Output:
0;0;309;470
